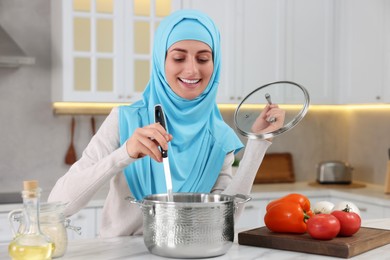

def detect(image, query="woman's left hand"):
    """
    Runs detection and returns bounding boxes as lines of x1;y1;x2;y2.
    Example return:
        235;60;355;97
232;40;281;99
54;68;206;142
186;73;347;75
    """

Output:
251;104;285;134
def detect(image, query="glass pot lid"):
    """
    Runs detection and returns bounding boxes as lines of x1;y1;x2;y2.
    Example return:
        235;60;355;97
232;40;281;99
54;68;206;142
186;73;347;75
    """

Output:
234;81;310;140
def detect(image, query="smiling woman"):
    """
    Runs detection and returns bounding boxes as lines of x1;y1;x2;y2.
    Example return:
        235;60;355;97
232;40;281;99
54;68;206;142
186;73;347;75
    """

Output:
47;10;285;248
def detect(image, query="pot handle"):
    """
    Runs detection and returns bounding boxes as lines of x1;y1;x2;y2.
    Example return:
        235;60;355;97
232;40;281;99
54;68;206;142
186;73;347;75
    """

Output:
125;196;140;205
125;196;149;208
233;194;251;213
234;194;251;204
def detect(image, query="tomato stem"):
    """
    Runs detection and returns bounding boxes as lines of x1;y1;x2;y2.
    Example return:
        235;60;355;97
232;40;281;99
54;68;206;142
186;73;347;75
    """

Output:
342;204;352;212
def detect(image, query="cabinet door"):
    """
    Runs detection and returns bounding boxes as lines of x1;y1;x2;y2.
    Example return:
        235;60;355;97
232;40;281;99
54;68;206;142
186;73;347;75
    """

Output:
234;0;338;105
285;0;336;104
239;0;288;103
181;0;238;103
52;0;122;102
52;0;182;103
337;0;389;104
0;213;13;242
67;208;96;240
123;0;182;102
384;207;390;218
235;199;268;232
95;207;102;237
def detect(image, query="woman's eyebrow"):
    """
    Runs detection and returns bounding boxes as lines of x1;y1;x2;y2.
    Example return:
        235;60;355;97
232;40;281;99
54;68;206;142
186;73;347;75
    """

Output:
169;48;187;53
168;48;212;54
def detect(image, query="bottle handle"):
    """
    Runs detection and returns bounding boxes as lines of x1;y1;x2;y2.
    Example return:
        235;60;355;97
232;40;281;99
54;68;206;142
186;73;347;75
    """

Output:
8;209;23;237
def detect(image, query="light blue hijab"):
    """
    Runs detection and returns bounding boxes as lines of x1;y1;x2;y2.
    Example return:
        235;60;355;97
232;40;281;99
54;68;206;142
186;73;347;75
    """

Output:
119;9;243;200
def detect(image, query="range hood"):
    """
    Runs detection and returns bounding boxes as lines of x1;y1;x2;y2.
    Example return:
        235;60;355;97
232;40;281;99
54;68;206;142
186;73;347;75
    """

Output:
0;25;35;68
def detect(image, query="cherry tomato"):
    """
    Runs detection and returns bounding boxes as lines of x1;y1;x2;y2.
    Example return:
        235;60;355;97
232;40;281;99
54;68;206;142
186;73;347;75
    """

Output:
331;210;361;236
306;214;340;240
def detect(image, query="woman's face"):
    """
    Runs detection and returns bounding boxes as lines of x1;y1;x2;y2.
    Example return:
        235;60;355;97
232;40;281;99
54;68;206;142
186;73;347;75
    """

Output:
165;40;213;100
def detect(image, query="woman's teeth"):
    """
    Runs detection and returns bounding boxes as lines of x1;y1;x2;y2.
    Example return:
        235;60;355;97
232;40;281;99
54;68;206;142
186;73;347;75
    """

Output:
180;78;200;84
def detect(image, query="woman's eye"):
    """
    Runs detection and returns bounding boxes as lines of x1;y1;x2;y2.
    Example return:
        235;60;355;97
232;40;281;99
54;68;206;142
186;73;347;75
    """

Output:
197;57;210;63
173;57;185;62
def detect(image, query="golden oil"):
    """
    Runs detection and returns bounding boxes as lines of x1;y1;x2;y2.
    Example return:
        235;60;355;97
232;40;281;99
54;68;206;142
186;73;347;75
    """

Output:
7;181;54;260
8;240;54;260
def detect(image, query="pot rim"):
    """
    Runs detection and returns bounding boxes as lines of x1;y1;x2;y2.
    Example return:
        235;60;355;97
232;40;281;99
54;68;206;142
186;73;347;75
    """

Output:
126;192;251;206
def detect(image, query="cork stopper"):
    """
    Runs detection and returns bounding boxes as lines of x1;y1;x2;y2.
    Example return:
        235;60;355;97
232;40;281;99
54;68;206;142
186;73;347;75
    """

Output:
23;180;39;191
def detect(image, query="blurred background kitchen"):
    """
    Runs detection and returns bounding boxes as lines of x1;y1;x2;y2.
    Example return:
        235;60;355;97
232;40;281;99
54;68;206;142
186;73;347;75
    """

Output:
1;0;390;194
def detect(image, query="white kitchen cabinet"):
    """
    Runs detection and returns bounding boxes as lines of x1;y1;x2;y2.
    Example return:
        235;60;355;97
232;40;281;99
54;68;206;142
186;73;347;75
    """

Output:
67;208;97;240
183;0;337;104
284;0;337;104
0;212;12;243
181;0;239;103
336;0;390;104
51;0;181;103
241;0;341;105
235;199;269;232
384;207;390;218
95;207;102;237
52;0;390;105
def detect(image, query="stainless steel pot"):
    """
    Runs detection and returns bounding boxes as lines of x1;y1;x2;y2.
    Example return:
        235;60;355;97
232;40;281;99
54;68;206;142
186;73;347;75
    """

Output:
127;193;250;259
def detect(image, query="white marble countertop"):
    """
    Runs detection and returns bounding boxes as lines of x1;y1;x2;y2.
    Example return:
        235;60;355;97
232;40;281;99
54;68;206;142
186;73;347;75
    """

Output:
1;219;389;260
248;181;390;206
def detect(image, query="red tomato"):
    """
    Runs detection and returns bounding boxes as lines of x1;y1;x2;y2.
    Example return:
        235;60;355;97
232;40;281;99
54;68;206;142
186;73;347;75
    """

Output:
331;210;361;236
306;214;340;240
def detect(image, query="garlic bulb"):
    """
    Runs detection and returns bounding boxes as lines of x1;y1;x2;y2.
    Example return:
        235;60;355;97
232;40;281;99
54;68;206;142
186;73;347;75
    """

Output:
312;201;335;214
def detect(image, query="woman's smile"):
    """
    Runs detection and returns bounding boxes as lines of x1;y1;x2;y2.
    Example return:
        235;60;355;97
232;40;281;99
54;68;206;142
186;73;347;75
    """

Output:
179;78;201;89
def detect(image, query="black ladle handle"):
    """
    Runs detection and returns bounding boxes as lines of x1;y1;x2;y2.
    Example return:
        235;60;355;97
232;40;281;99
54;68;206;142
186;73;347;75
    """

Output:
154;104;168;158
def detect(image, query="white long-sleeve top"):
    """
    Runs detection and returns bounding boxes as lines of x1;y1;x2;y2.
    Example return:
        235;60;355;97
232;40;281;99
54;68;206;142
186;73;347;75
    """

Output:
48;107;271;237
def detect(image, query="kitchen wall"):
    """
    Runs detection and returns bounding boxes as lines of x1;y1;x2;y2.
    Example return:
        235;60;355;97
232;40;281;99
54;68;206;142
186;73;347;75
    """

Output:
1;0;389;194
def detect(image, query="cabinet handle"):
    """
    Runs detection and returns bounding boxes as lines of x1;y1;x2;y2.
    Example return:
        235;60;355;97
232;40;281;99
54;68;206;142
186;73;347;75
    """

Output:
245;205;254;209
230;96;235;100
118;95;124;99
358;207;367;212
126;95;132;99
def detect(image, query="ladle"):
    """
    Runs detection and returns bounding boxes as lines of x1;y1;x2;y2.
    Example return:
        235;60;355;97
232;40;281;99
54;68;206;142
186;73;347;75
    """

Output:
154;105;173;202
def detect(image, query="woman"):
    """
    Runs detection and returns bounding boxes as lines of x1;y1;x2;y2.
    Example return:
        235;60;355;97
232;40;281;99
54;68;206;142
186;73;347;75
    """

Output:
48;9;285;237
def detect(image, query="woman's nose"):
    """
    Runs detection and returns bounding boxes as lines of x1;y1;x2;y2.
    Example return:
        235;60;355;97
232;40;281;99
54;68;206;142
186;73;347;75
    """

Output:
184;58;198;74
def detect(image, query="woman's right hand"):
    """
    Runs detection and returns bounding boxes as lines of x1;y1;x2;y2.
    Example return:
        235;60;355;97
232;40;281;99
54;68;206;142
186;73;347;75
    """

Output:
126;123;173;162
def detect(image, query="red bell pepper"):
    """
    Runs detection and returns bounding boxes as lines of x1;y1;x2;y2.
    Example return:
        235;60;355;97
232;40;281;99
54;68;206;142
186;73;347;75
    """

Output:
264;193;313;234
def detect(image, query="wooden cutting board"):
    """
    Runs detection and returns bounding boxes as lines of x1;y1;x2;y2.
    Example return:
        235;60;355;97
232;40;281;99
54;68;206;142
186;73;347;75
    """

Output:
238;226;390;258
254;153;295;183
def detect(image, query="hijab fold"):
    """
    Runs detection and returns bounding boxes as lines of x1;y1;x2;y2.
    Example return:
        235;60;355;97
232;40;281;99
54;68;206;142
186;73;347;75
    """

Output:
119;10;243;200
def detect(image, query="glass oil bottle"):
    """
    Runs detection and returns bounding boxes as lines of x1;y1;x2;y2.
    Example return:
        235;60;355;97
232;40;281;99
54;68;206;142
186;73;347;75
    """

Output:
8;180;54;260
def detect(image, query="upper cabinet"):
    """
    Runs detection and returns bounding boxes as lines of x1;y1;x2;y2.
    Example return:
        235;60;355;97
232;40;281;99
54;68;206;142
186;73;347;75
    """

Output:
52;0;390;104
51;0;181;102
184;0;390;104
183;0;337;104
336;0;390;104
